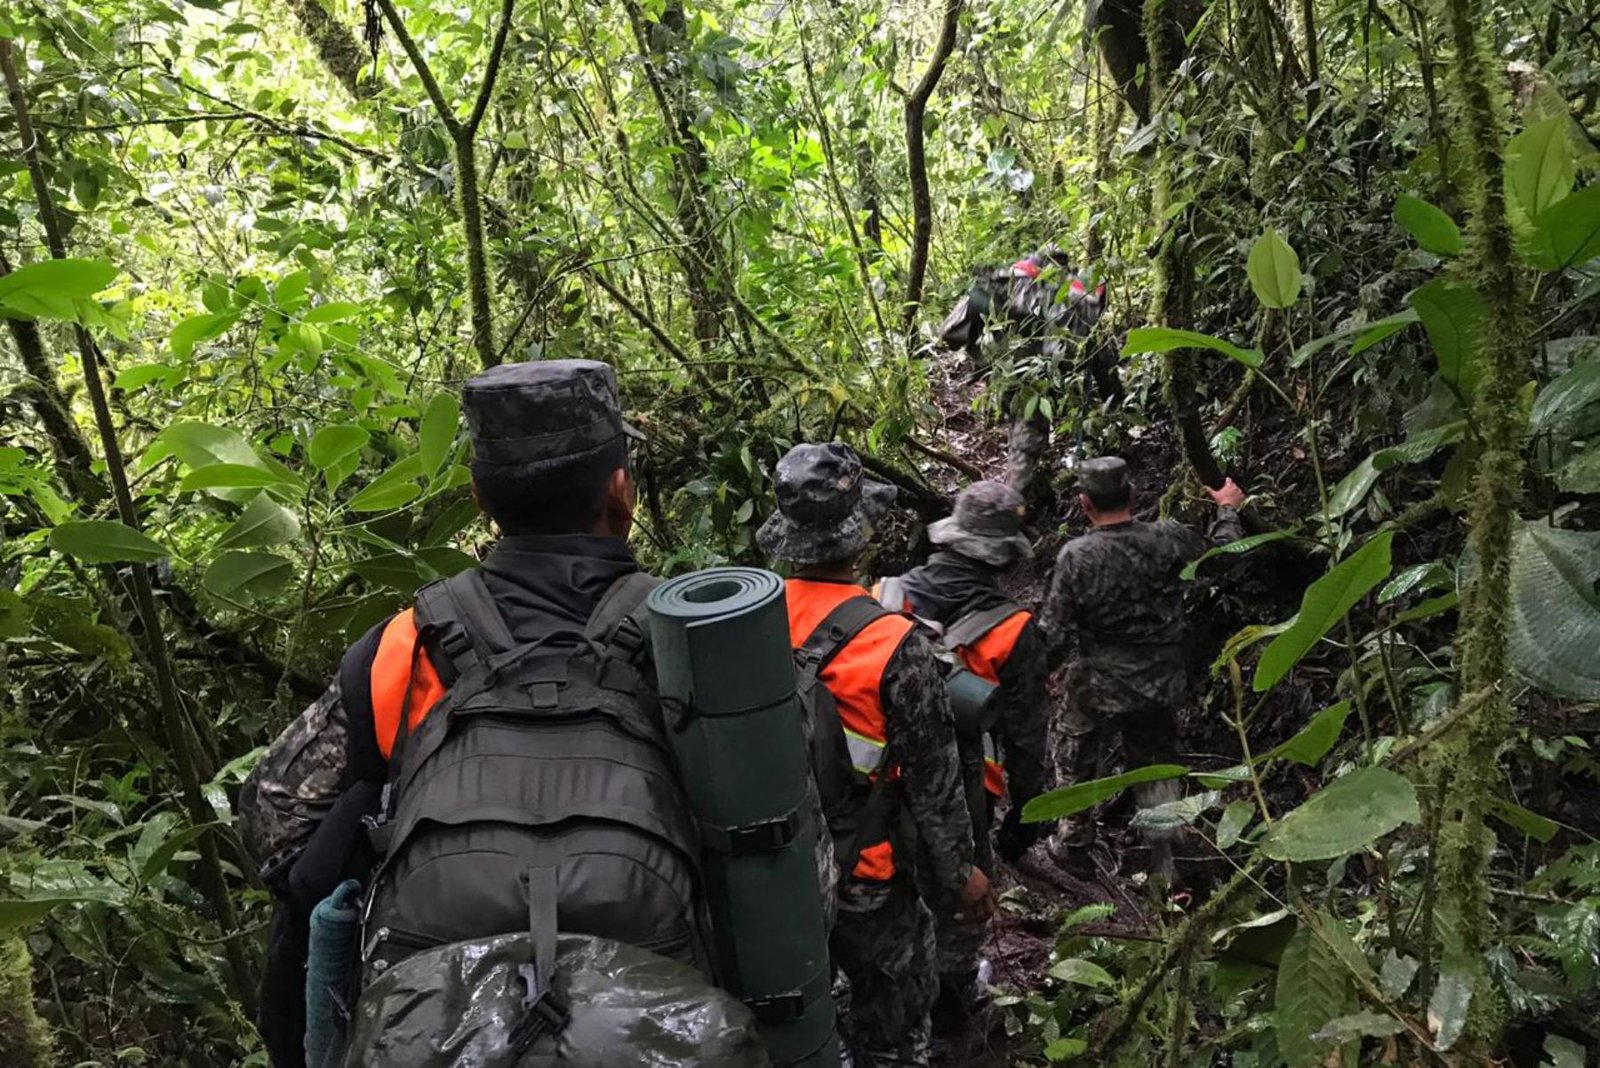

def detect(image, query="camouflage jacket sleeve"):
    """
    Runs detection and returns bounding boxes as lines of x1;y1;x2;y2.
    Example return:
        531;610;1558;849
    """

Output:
1209;505;1244;546
994;618;1050;805
238;682;351;887
1038;543;1080;675
882;630;975;895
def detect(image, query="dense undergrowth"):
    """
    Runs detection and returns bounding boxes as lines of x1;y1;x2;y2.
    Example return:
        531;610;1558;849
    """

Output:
1;0;1597;1064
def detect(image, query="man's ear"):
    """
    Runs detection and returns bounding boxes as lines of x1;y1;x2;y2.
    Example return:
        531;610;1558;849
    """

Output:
602;466;636;536
1077;492;1094;517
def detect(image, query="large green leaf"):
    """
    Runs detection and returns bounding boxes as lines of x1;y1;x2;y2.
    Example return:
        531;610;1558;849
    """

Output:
308;424;370;472
180;463;302;493
1022;764;1189;822
1531;355;1600;431
1527;184;1600;270
204;551;293;600
1048;958;1114;988
215;492;301;551
1248;229;1302;308
1267;701;1350;766
1410;280;1486;395
418;392;461;476
50;520;168;564
1259;766;1420;861
147;421;261;470
1507;117;1575;221
1427;953;1474;1051
346;454;424;512
1490;799;1558;842
1274;918;1353;1068
1394;194;1463;256
1254;532;1393;692
1122;327;1263;369
170;311;237;359
0;258;117;320
1181;529;1295;580
1507;520;1600;698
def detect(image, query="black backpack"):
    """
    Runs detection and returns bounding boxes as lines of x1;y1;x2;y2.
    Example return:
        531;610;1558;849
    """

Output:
793;596;903;880
358;569;710;985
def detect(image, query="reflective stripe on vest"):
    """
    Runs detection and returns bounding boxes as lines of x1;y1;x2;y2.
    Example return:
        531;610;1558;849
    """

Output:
370;609;448;760
786;578;913;881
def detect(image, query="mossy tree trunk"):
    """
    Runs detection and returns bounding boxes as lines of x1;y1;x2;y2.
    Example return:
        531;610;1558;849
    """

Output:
1431;0;1533;1046
0;938;53;1068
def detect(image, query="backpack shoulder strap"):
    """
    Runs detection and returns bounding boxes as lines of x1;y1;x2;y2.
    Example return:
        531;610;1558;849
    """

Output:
585;571;660;642
414;570;516;681
942;602;1024;652
800;594;893;673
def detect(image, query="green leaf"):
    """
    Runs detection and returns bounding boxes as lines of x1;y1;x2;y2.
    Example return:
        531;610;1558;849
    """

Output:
1427;953;1474;1051
1349;309;1422;355
1556;447;1600;494
1131;790;1220;833
1043;1038;1087;1062
1379;951;1420;999
1311;1010;1406;1043
1410;280;1486;394
308;424;370;472
1122;326;1263;369
1507;117;1575;221
1259;766;1420;861
1394;194;1464;255
0;258;116;320
1268;701;1351;765
1217;801;1255;848
181;463;302;493
148;422;261;471
113;362;175;393
1380;561;1451;603
0;897;90;937
1490;799;1558;842
1022;764;1189;823
1390;592;1460;626
346;455;424;513
169;311;236;359
1508;520;1600;699
1181;529;1295;580
418;392;460;476
1527;184;1600;270
1255;532;1394;692
137;823;213;882
1531;355;1600;430
0;587;28;640
303;301;365;323
274;268;310;308
1544;1034;1586;1068
1324;457;1380;519
1058;903;1116;931
1274;920;1353;1068
204;551;293;600
50;521;168;564
216;492;301;551
1048;958;1114;988
1247;229;1302;308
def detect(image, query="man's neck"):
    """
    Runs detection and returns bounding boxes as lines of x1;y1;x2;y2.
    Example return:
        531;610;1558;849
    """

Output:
1089;509;1134;527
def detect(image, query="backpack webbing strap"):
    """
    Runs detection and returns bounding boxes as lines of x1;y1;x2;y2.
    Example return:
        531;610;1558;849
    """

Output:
799;595;893;674
512;851;570;1055
942;603;1023;652
836;734;900;881
414;570;516;682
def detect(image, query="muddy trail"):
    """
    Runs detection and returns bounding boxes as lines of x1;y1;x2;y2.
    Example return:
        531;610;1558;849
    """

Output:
906;349;1313;1067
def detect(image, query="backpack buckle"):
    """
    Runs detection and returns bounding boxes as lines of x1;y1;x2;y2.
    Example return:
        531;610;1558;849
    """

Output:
700;810;799;855
743;989;806;1024
607;618;646;664
511;963;570;1053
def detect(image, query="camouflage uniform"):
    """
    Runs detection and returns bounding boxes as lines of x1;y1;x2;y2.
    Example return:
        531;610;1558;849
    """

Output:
757;443;976;1068
936;247;1108;502
1037;458;1241;860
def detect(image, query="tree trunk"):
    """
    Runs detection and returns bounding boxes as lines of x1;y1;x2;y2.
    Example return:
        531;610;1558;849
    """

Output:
0;937;53;1068
902;0;965;342
286;0;376;101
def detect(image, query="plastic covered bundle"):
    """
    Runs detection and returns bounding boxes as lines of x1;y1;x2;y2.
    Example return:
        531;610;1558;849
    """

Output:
341;932;770;1068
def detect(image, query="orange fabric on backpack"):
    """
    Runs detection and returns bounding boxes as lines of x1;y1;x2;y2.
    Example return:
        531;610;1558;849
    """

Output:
370;609;449;760
786;579;912;881
954;609;1029;798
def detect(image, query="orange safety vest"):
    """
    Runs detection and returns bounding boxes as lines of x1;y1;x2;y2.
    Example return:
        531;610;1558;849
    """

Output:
785;578;914;882
369;609;448;759
873;583;1030;798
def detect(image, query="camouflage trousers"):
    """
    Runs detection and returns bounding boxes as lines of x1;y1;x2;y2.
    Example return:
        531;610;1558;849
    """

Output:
831;879;937;1067
1051;701;1180;864
920;734;992;980
1005;406;1052;505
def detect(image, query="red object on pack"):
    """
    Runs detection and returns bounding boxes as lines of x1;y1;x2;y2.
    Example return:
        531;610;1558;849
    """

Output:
1011;259;1041;279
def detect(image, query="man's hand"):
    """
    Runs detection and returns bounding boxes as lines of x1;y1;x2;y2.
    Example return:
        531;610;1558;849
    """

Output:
954;866;998;924
1206;477;1245;509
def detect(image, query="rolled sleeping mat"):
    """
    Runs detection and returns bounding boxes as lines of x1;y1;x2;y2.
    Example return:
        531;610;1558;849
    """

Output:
648;568;840;1068
945;665;999;737
304;878;363;1068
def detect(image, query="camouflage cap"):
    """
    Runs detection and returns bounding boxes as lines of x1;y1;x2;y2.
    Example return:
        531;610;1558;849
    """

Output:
462;359;642;467
927;480;1032;567
756;443;897;566
1076;456;1131;504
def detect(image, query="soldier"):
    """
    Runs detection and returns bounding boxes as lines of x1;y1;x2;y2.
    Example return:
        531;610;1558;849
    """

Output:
873;481;1049;1024
935;245;1110;504
757;442;996;1068
239;361;754;1067
1038;457;1244;882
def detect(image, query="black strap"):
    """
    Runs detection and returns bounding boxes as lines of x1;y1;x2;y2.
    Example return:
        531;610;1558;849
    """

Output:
744;968;833;1025
414;571;516;682
512;851;569;1055
698;807;802;855
836;735;900;880
799;595;893;674
942;603;1023;652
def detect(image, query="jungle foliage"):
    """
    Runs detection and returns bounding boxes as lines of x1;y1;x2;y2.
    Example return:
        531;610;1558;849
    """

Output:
0;0;1597;1064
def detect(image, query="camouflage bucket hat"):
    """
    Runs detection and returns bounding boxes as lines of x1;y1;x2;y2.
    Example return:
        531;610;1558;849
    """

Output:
757;443;897;566
927;480;1032;567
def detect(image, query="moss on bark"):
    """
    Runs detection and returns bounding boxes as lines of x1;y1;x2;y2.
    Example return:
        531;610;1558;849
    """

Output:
0;937;54;1068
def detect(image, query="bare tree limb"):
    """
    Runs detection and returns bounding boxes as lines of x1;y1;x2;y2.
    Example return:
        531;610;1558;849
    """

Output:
901;0;965;342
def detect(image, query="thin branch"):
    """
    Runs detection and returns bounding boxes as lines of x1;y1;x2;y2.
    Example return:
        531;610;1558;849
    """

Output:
466;0;517;137
375;0;460;136
901;0;965;340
